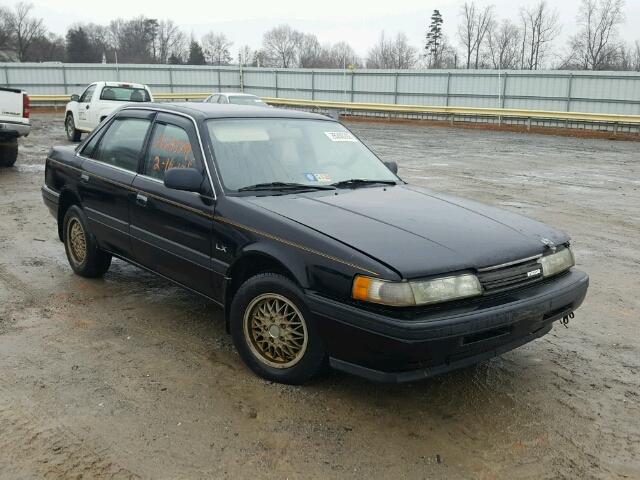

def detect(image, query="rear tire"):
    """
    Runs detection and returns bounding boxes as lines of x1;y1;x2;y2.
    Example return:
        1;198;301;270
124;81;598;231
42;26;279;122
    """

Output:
230;273;326;384
0;139;18;167
65;113;81;142
63;205;111;278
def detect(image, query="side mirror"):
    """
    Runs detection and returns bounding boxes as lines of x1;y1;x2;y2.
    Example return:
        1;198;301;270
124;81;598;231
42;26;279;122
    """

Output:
70;94;80;102
164;168;204;193
384;161;398;174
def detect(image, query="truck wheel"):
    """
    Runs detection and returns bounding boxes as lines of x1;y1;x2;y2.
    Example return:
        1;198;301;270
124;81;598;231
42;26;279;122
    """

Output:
0;139;18;167
65;114;82;142
230;273;326;384
63;205;112;278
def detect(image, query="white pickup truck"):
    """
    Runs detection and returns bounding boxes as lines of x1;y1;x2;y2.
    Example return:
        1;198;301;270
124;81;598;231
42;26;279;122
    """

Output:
64;81;153;141
0;87;30;167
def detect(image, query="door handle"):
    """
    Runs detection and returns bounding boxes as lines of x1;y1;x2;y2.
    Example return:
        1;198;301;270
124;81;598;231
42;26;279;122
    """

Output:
80;173;89;183
136;193;148;206
85;104;90;110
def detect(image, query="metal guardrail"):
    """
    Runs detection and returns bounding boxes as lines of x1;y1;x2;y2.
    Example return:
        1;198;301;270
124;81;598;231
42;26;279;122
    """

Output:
29;93;640;127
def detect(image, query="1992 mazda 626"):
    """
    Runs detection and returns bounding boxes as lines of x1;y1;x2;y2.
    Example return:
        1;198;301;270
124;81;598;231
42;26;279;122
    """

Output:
42;103;589;384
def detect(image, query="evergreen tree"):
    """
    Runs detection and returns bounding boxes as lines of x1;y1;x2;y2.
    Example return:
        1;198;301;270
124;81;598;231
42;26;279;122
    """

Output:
425;9;444;68
66;27;101;62
187;39;206;65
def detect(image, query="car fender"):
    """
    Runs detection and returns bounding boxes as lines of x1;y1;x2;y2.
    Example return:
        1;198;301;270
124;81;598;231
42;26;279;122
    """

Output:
65;101;78;117
231;241;310;289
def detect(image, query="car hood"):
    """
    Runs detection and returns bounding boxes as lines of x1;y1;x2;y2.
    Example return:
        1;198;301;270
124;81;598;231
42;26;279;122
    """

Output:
244;185;569;278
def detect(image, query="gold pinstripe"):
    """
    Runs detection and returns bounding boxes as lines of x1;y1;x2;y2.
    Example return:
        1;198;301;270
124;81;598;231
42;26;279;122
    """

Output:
47;157;379;276
214;216;379;276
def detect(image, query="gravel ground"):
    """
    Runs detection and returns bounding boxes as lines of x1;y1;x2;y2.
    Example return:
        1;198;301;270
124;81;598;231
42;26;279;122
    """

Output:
0;113;638;479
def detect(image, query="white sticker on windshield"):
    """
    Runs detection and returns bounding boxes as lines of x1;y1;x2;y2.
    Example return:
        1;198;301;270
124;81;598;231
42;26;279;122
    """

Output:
325;131;357;142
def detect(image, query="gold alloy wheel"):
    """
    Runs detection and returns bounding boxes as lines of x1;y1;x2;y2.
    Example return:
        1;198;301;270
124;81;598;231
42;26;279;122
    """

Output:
243;293;308;369
67;218;87;265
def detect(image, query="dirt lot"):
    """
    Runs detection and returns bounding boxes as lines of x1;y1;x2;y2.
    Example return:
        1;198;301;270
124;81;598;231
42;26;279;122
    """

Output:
0;113;638;479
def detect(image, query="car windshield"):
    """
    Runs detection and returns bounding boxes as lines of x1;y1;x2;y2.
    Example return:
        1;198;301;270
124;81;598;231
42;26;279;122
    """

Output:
206;118;398;192
228;96;267;107
100;86;150;102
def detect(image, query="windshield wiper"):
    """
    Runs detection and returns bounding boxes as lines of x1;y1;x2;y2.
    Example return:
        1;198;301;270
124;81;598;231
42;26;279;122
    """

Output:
331;179;397;188
237;182;336;192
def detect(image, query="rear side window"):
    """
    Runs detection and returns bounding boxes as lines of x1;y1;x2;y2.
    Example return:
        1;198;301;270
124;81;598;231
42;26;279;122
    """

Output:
143;123;198;180
92;118;151;171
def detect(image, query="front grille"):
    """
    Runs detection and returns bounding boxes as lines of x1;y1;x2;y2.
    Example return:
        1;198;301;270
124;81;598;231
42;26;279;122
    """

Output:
477;258;543;293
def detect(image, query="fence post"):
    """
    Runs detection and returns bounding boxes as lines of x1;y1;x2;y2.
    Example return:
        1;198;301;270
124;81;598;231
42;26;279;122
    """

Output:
274;69;279;98
169;66;174;93
311;70;315;100
445;72;451;106
217;68;222;92
239;65;244;92
566;73;574;112
61;64;68;94
3;65;9;87
350;70;355;102
501;72;508;108
394;72;399;104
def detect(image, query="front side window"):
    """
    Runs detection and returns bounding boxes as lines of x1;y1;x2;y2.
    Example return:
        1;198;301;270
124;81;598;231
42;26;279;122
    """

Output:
206;119;397;191
143;123;198;180
100;86;151;102
207;95;219;103
79;84;96;103
92;118;151;171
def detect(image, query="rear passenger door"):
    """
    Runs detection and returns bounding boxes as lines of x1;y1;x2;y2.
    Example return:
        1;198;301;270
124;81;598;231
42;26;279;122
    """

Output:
129;113;216;297
78;110;153;257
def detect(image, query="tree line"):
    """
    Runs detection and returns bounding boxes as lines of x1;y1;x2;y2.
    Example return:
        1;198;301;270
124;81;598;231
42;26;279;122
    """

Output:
0;0;638;71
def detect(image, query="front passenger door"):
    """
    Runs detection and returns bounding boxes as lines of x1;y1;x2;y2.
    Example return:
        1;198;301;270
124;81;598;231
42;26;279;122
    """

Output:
76;84;96;130
129;113;216;297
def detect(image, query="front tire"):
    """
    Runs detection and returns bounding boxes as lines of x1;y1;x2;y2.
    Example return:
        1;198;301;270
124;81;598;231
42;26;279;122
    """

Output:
63;205;111;277
0;139;18;167
65;113;81;142
230;273;326;384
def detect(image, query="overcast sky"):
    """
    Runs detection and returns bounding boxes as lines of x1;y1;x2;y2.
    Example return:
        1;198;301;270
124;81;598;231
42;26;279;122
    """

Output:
12;0;640;59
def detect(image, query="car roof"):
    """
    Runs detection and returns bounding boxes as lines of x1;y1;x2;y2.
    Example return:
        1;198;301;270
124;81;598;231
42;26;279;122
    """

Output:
123;102;335;121
102;81;148;89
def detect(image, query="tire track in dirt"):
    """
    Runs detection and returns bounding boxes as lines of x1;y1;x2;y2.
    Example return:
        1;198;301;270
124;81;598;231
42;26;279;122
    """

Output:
0;397;139;479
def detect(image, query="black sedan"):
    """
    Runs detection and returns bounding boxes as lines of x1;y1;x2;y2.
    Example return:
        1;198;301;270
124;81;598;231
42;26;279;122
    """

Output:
41;103;589;384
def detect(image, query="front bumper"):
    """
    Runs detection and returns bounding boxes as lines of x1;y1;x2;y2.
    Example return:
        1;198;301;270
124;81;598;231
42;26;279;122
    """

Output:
0;121;30;139
307;269;588;383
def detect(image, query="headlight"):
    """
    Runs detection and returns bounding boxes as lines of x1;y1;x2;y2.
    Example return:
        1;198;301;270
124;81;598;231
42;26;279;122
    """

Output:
352;273;482;307
538;248;574;277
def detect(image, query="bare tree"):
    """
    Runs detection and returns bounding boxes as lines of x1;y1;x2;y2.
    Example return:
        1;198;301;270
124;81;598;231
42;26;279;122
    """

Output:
296;33;323;68
568;0;626;70
156;20;185;64
634;40;640;71
328;41;360;68
487;19;522;69
458;2;494;69
0;7;13;57
366;32;417;69
520;1;561;70
4;2;46;61
238;45;253;66
262;25;301;67
202;32;232;65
